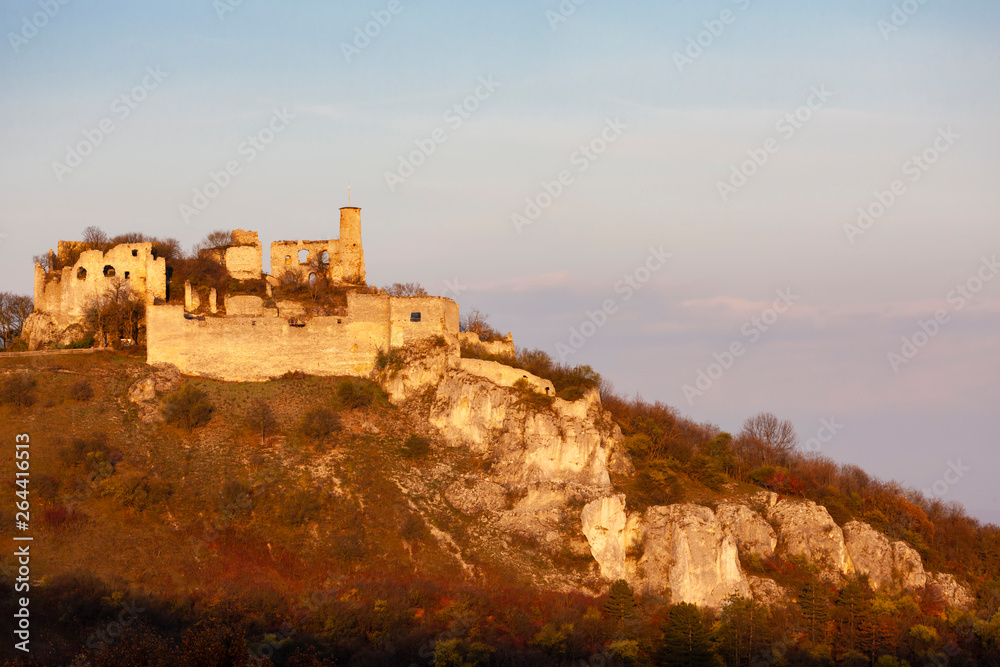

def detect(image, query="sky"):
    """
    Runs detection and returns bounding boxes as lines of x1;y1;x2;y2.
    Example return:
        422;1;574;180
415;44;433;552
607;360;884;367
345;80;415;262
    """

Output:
1;0;998;524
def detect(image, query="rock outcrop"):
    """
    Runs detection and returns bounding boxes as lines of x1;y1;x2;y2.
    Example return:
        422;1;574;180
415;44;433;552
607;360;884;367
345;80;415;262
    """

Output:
768;499;854;579
634;504;750;607
581;495;628;580
127;364;183;423
748;575;789;606
842;521;927;591
929;573;976;610
716;502;777;558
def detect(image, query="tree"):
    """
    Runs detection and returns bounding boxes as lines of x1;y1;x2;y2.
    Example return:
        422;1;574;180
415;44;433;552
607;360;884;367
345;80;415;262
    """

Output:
162;384;214;431
192;230;232;256
734;412;798;472
713;595;772;667
244;398;277;445
383;282;428;297
603;579;638;628
459;307;503;341
83;278;144;348
0;292;33;349
658;603;719;667
835;576;875;655
798;580;832;644
82;225;109;246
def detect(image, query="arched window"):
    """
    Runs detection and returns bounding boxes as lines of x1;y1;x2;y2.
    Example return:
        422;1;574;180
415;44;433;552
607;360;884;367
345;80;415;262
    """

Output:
103;265;115;277
298;249;309;264
285;255;292;265
320;250;330;264
308;273;317;287
77;267;87;280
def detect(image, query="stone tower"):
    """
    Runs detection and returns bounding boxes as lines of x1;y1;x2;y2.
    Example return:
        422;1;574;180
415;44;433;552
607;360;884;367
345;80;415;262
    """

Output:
339;206;365;284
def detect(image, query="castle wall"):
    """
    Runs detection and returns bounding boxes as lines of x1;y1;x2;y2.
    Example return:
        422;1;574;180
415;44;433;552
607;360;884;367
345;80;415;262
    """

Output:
270;240;338;282
146;293;459;382
224;229;263;280
33;242;166;328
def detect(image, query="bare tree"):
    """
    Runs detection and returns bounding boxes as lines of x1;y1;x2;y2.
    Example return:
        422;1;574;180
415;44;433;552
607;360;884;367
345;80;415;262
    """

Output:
735;412;799;470
84;278;144;348
383;282;428;297
0;292;33;350
82;226;109;246
244;398;277;445
459;307;502;341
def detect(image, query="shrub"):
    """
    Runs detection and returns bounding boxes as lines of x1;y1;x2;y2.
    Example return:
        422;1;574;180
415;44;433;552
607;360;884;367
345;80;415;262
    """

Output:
101;471;173;511
299;407;342;443
401;434;431;459
162;383;213;430
219;480;253;522
513;378;554;412
0;374;37;409
335;378;383;410
278;489;324;525
69;379;95;402
372;347;405;381
58;433;111;467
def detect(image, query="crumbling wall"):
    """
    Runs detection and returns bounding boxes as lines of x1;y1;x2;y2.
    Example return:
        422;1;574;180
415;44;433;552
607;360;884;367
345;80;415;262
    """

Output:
146;292;460;381
270;240;337;283
224;229;263;280
33;242;166;330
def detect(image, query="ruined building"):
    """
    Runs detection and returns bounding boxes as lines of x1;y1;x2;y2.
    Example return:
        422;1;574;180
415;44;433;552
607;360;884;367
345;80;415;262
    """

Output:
25;207;471;381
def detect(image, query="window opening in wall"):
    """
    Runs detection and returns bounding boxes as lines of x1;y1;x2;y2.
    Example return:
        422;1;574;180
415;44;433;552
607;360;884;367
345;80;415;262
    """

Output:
285;255;292;265
410;312;421;323
103;265;115;277
321;250;329;263
298;249;308;263
77;267;87;280
124;271;130;279
132;249;138;257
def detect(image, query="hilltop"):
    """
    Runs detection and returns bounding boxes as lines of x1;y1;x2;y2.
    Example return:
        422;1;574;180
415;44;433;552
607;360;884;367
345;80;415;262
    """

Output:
1;336;999;665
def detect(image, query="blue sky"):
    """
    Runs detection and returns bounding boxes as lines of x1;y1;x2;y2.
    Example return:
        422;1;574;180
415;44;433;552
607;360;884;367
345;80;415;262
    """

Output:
1;0;998;523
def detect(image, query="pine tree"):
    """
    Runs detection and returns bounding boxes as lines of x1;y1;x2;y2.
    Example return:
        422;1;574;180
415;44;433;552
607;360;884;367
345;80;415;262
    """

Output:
835;576;875;655
657;603;719;667
798;580;832;644
603;579;638;628
713;595;772;667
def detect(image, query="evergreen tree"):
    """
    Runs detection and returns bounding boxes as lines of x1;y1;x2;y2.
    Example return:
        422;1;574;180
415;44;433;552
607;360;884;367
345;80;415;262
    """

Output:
798;580;832;644
657;603;719;667
835;576;875;656
603;579;638;628
713;595;772;667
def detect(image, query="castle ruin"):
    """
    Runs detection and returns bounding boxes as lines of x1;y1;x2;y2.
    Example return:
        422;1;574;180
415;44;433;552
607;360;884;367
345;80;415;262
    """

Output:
25;206;470;381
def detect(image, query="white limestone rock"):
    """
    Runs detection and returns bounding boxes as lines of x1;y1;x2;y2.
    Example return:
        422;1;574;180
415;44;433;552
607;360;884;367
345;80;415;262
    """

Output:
635;504;750;608
842;521;927;592
581;495;628;581
748;576;790;606
768;499;854;579
716;502;777;558
929;573;976;610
